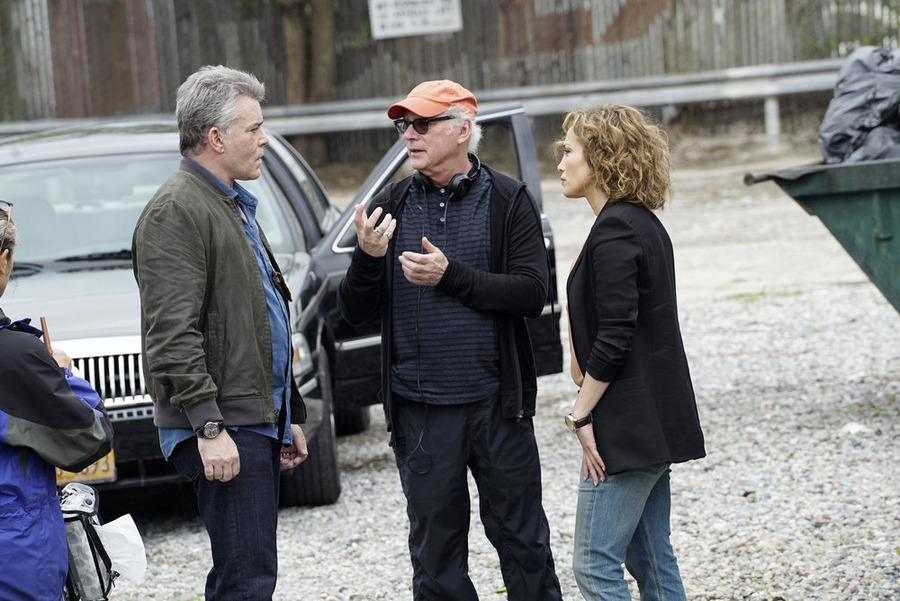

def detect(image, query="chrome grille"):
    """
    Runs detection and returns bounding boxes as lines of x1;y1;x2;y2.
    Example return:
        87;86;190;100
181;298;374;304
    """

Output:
72;352;152;409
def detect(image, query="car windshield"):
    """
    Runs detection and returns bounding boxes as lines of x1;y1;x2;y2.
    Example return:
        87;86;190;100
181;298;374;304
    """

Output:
0;152;292;267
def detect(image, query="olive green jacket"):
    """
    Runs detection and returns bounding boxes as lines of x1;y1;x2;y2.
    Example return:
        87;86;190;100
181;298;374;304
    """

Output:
132;159;306;432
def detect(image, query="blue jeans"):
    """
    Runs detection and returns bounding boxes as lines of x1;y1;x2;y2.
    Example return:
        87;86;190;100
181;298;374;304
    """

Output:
170;429;281;601
573;464;686;601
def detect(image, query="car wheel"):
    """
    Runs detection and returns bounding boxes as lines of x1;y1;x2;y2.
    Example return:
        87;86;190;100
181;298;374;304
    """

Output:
279;348;341;506
334;403;372;436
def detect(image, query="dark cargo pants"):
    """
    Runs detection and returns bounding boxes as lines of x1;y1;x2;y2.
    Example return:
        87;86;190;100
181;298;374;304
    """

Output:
392;394;562;601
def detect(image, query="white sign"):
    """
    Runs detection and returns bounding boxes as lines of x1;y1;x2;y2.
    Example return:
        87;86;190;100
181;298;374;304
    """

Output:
368;0;463;40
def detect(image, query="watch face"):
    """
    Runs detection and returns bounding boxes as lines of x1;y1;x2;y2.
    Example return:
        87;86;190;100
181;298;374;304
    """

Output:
201;422;222;438
565;414;576;431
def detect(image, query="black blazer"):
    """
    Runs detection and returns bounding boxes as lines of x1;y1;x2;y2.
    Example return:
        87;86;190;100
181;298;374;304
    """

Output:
567;201;705;474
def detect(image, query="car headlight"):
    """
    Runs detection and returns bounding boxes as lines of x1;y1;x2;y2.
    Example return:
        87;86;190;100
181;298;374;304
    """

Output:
291;333;314;380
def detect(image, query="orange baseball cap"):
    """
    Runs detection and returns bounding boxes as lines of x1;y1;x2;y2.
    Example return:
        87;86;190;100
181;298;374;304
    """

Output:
387;80;478;120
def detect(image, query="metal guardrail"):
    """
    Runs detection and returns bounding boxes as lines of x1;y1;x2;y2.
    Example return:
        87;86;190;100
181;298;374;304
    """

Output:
0;59;843;146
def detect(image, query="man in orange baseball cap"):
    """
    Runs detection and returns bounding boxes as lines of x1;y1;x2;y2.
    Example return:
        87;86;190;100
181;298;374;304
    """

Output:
339;80;563;601
387;79;478;119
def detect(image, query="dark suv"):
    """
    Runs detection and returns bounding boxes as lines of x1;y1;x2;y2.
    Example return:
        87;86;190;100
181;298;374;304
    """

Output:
0;104;562;506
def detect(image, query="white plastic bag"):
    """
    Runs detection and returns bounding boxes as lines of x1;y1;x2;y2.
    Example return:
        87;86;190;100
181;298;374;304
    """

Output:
95;514;147;584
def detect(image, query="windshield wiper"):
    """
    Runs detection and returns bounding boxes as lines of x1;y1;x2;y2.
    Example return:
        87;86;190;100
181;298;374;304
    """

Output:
58;249;133;262
11;262;44;274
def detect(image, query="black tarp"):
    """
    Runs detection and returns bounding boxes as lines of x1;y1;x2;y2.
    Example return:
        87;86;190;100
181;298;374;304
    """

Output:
818;46;900;164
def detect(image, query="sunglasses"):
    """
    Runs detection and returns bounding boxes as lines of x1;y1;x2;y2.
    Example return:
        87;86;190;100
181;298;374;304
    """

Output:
393;115;455;135
0;200;12;253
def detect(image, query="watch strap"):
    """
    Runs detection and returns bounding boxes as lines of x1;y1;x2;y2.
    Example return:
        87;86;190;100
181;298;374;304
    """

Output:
572;413;592;429
565;412;593;431
196;420;224;439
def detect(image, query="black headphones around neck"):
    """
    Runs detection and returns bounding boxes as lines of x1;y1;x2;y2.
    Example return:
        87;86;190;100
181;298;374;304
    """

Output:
413;153;481;200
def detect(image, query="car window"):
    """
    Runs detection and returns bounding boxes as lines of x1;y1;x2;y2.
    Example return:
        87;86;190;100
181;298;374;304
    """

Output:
475;120;519;180
0;155;178;263
266;136;335;233
0;153;298;264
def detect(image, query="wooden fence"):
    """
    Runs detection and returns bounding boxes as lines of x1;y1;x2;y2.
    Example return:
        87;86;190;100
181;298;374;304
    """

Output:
2;0;899;124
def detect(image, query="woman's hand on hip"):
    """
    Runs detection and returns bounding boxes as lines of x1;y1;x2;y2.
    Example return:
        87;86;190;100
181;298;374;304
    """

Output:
576;424;606;485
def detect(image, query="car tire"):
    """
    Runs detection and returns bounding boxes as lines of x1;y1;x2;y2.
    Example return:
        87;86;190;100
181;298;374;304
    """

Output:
279;349;341;507
334;403;372;436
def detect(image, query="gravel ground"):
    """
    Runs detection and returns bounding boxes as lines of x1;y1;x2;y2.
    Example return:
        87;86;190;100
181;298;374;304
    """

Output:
108;138;900;600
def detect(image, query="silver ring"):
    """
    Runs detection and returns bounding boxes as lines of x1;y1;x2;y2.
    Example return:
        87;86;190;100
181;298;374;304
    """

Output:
374;227;384;236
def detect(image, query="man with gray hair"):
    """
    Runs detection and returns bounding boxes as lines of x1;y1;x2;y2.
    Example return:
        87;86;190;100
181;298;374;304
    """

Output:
133;65;308;600
338;79;562;600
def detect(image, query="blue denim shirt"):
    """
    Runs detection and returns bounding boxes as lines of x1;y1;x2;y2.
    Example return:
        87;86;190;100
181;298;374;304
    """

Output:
159;160;293;458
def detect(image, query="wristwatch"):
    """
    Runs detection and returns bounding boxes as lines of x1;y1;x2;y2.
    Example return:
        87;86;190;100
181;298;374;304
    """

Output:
565;413;592;431
196;420;225;439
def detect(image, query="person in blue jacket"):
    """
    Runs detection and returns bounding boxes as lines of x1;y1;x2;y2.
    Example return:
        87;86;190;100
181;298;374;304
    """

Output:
0;200;114;601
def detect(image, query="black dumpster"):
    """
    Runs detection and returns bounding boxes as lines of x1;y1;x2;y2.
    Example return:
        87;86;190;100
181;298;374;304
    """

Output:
745;158;899;313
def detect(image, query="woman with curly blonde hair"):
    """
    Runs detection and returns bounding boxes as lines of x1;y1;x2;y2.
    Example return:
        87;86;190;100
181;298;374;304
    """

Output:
558;105;706;600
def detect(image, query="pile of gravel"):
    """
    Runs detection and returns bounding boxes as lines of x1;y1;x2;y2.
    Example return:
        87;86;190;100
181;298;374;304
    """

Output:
109;155;900;600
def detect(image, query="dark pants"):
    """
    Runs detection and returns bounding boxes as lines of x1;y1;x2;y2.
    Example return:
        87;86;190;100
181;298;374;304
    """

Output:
392;394;563;601
171;429;281;601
